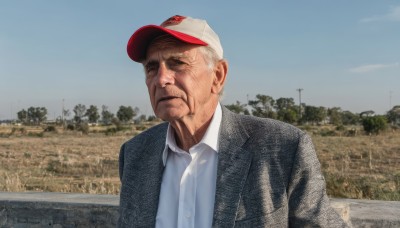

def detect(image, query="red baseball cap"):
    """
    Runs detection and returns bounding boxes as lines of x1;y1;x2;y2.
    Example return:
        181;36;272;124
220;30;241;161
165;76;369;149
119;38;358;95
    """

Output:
127;15;223;62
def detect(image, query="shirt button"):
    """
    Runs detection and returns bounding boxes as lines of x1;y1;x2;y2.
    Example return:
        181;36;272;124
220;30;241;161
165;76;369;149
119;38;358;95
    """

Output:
186;213;191;218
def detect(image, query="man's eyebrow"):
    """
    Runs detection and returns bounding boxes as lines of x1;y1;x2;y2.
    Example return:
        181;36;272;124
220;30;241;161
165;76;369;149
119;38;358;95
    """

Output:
144;53;190;65
165;53;190;61
143;59;159;67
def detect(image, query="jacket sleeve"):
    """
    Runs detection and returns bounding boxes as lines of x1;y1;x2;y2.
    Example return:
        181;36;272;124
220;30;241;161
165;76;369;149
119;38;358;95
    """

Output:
287;133;349;227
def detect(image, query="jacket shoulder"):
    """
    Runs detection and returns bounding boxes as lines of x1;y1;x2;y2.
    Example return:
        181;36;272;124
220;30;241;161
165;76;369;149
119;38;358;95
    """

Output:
235;113;305;142
119;122;167;179
123;122;168;147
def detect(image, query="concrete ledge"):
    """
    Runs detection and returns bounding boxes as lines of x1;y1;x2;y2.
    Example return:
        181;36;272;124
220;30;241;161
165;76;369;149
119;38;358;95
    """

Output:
0;192;399;227
0;192;118;228
331;198;400;228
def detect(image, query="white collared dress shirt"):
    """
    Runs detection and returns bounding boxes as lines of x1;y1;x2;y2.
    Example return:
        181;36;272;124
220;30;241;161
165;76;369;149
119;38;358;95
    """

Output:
155;104;222;228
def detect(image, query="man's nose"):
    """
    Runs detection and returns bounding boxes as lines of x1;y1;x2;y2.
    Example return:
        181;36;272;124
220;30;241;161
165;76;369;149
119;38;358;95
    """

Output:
155;64;174;88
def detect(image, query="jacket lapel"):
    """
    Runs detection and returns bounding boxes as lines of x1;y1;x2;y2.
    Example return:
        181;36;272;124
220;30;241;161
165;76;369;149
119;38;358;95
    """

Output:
213;107;253;227
136;140;165;224
120;125;167;226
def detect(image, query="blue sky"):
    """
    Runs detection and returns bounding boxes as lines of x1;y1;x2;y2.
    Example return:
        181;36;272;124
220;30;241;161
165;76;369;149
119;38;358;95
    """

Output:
1;1;399;120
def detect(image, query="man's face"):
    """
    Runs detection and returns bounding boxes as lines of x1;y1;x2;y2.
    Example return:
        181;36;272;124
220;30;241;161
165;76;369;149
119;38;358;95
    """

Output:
143;40;216;122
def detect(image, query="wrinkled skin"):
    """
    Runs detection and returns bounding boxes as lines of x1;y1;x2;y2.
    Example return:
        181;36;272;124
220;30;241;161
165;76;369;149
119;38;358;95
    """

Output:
143;40;228;151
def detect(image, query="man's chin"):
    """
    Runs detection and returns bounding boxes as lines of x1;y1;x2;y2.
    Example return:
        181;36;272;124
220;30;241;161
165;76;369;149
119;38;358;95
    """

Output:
156;110;188;122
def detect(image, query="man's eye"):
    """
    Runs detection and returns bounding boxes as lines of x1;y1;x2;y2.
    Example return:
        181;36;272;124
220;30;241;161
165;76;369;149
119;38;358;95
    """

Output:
169;59;186;67
146;65;157;74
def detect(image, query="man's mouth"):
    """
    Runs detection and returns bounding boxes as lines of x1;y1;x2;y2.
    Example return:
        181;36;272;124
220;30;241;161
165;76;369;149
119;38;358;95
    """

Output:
158;96;178;102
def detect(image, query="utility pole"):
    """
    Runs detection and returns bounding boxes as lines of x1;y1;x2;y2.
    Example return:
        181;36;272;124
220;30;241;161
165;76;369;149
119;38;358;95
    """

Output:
297;88;303;120
62;99;65;122
10;103;13;121
62;99;66;128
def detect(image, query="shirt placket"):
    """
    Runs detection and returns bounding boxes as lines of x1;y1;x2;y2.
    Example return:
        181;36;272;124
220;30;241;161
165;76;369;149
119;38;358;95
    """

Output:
178;151;197;228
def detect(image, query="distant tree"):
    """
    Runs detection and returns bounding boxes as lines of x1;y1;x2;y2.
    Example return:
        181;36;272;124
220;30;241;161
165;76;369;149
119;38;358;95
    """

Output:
135;114;147;124
60;109;70;129
85;105;100;123
117;106;138;123
275;98;294;110
275;97;298;123
362;115;387;135
63;109;70;120
225;101;250;115
360;110;375;118
27;107;35;124
341;111;360;125
73;104;86;124
303;106;316;124
303;106;327;125
327;107;342;126
248;94;276;118
26;106;47;125
279;109;298;124
101;105;114;125
111;117;122;130
387;105;400;126
147;115;157;121
317;106;327;123
17;109;28;124
138;114;147;122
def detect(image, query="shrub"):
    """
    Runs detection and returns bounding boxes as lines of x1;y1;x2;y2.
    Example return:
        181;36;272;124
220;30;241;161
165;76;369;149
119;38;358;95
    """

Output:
19;128;26;134
46;159;62;173
147;115;157;121
77;123;89;134
362;116;388;135
105;127;117;136
135;125;147;131
298;125;312;132
111;118;123;130
66;124;75;131
44;125;57;132
27;132;44;137
335;125;346;131
319;129;337;137
23;152;32;158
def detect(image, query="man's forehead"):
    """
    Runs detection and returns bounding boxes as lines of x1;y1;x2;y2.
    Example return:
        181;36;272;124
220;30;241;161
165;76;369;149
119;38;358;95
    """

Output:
145;44;199;62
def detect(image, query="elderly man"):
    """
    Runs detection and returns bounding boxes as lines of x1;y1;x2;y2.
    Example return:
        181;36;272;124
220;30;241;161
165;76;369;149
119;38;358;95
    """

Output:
119;15;348;227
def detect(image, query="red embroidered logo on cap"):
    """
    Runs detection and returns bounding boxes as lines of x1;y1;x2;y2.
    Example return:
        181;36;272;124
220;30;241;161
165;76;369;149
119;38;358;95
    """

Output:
161;15;186;27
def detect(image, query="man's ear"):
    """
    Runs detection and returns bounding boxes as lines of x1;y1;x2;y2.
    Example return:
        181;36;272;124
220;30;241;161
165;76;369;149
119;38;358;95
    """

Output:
211;60;228;94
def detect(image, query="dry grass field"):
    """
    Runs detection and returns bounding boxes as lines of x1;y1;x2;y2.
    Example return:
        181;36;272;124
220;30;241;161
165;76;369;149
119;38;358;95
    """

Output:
313;131;400;200
0;124;399;200
0;125;135;195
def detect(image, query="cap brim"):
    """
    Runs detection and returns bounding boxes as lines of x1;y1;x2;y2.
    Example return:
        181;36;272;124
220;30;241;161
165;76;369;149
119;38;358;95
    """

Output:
127;25;208;62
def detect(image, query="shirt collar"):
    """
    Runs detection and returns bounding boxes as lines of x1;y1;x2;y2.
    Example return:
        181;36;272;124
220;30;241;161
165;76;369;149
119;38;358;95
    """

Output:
162;103;222;166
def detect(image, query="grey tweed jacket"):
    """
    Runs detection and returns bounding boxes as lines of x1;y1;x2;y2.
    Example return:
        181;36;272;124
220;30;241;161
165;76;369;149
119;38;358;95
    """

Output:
118;106;348;227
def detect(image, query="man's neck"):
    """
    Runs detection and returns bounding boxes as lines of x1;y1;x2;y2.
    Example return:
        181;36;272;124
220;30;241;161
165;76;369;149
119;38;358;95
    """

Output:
169;101;219;152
